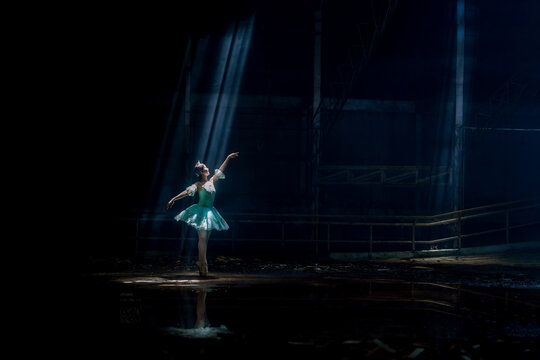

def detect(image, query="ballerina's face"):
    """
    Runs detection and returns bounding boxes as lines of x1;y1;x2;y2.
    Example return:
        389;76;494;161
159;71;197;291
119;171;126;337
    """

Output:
197;163;210;177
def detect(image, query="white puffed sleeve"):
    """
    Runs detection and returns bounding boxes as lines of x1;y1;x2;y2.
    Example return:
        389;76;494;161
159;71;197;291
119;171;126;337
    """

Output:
185;184;197;197
214;169;226;179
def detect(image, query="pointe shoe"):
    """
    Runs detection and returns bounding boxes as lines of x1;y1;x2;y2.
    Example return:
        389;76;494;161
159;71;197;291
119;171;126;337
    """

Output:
203;263;209;277
196;261;208;277
196;261;203;276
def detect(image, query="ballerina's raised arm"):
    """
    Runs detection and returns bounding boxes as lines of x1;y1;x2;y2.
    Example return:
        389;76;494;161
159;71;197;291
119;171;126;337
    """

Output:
211;152;239;183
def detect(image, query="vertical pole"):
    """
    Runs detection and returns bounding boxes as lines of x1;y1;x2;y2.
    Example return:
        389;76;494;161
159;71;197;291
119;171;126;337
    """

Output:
453;0;465;212
312;7;322;242
452;0;465;249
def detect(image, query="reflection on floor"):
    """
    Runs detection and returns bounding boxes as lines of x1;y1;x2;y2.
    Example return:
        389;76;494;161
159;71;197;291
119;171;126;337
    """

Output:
73;262;540;359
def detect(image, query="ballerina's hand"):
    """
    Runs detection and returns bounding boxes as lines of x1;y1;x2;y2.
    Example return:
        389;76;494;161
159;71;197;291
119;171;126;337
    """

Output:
228;152;239;159
167;200;175;210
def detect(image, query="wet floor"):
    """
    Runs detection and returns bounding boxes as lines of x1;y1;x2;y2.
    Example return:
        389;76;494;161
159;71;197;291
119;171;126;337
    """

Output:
71;254;540;360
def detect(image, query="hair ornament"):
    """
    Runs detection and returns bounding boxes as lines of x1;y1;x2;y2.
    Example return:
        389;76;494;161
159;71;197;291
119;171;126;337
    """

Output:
194;160;203;177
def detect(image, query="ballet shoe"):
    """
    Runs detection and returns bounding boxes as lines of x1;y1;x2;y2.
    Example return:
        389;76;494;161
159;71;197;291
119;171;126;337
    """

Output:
196;261;208;277
202;263;208;277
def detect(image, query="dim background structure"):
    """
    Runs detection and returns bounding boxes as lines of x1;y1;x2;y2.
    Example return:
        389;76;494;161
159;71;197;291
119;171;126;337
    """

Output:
72;0;540;265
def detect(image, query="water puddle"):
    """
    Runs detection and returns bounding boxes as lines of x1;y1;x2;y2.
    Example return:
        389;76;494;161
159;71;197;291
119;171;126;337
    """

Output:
76;273;540;359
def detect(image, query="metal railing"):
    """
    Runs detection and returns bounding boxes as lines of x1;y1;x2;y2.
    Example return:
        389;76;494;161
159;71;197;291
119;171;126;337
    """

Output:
125;198;539;259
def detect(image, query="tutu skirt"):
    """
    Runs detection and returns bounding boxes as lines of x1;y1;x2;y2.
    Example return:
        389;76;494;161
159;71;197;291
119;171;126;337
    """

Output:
175;204;229;231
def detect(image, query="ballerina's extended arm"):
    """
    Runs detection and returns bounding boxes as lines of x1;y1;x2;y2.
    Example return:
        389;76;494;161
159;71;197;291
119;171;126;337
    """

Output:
212;152;239;183
167;184;197;210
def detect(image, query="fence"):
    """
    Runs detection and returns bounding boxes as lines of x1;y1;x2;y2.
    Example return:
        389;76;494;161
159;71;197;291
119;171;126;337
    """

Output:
122;198;539;260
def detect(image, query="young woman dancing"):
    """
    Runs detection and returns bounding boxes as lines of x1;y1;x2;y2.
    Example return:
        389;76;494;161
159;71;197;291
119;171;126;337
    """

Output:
167;152;239;276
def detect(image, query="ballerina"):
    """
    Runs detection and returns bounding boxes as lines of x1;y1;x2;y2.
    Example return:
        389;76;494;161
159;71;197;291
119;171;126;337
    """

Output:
167;152;239;276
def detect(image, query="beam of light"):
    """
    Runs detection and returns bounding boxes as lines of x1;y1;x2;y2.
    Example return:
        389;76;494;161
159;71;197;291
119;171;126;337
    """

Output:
452;0;465;212
431;0;469;213
428;0;471;249
140;37;195;263
146;38;193;212
182;14;254;261
140;13;255;262
195;14;255;168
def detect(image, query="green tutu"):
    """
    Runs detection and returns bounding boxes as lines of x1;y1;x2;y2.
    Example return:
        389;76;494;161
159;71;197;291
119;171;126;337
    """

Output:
175;203;229;231
175;170;229;231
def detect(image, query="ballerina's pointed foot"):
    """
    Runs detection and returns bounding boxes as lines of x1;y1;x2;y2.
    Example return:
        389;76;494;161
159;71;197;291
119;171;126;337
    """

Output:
196;261;209;277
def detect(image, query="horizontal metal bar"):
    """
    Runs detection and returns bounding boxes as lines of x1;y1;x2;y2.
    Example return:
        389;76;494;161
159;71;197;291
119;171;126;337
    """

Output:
415;218;458;227
460;227;507;239
351;170;382;181
415;236;458;244
427;199;539;220
509;220;540;229
384;171;418;182
461;209;510;221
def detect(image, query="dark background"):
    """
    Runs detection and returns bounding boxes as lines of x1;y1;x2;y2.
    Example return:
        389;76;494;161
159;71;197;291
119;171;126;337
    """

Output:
49;0;539;262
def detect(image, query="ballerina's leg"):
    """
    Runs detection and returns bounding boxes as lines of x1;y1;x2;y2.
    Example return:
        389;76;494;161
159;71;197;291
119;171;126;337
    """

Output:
197;229;211;276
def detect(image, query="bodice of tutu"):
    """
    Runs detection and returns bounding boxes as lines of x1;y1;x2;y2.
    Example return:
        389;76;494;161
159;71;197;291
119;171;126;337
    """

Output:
197;183;216;207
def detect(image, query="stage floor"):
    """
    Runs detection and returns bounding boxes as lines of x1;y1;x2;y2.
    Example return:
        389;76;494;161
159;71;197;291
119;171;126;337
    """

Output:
69;249;540;359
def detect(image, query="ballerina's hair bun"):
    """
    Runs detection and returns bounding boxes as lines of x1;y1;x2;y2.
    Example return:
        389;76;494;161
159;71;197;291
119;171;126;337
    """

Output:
194;161;203;177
